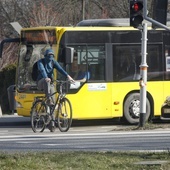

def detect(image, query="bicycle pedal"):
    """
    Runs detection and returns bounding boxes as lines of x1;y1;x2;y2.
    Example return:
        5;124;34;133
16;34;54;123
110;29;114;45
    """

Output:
61;113;67;117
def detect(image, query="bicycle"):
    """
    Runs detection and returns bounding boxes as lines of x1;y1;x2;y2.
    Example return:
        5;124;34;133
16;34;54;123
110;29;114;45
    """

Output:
30;80;73;133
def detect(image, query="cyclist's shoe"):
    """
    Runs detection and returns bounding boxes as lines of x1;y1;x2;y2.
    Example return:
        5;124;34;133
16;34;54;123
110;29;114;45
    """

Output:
48;121;55;132
50;126;55;132
46;99;54;106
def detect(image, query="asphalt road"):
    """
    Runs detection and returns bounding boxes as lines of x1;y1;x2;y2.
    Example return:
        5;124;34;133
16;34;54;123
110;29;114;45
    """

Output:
0;115;170;153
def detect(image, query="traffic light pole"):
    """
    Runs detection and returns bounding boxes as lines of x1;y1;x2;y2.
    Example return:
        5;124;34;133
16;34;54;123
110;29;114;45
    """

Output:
143;0;170;31
139;0;170;127
139;22;148;127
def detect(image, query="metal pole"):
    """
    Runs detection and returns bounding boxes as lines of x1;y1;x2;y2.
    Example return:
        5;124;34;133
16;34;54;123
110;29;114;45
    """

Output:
139;23;148;127
82;0;85;20
143;0;170;31
138;0;169;127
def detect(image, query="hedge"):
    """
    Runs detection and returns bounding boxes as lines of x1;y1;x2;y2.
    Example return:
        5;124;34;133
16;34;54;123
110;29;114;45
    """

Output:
0;64;16;113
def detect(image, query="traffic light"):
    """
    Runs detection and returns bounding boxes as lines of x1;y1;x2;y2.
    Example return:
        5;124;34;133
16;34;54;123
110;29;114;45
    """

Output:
130;0;143;28
152;0;168;28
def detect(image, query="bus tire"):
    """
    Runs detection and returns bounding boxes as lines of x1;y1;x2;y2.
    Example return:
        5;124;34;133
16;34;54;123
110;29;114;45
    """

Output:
123;93;151;124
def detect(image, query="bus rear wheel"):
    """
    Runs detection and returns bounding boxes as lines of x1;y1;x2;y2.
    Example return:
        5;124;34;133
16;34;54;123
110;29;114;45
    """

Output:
123;93;151;124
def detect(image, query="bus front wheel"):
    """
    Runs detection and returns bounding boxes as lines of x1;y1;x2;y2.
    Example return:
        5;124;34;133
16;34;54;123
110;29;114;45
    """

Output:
123;93;151;124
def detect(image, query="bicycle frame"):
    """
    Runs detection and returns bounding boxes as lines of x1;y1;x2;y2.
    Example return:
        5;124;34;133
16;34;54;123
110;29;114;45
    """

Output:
49;81;67;116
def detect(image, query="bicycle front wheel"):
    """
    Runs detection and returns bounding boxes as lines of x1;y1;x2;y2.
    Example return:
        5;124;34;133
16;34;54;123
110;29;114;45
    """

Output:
57;97;72;132
30;100;47;133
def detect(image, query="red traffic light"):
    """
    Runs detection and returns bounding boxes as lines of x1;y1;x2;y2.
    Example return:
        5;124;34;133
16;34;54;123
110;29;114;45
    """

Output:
134;3;140;11
130;2;143;14
130;0;143;28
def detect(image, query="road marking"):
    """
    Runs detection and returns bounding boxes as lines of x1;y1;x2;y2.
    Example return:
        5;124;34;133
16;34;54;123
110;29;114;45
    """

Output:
42;144;65;146
16;141;37;144
0;130;8;133
0;130;170;142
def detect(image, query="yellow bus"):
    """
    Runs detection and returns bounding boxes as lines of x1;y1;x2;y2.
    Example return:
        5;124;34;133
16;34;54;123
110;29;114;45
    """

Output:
1;18;170;124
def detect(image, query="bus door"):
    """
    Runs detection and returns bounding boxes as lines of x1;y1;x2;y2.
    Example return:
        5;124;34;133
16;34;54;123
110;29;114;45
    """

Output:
65;45;113;119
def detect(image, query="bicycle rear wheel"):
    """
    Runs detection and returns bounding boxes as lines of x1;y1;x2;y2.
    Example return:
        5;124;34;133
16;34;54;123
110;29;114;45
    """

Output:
30;100;47;133
57;97;72;132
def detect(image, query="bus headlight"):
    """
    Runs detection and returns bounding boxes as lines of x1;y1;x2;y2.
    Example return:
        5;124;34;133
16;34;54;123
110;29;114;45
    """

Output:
16;101;23;108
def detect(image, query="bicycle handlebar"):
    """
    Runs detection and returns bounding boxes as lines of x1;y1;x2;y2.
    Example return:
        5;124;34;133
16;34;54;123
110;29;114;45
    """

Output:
55;79;74;85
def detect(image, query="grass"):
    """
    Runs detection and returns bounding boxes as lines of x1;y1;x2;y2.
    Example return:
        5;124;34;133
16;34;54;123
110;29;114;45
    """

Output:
1;119;170;169
0;151;170;170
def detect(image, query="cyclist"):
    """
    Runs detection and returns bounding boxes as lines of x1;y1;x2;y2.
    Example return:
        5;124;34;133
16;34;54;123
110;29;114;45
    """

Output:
37;48;74;105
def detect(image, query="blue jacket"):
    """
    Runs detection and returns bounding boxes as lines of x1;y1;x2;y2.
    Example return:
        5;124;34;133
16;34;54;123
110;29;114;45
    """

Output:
37;58;68;81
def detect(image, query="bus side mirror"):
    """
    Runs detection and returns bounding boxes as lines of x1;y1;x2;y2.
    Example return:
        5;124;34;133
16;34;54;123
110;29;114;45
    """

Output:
0;38;20;58
0;41;3;58
64;47;74;64
0;39;8;58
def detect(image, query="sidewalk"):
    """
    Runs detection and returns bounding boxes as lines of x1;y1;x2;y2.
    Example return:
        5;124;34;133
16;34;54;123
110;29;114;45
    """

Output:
0;114;30;127
1;113;19;117
0;105;2;117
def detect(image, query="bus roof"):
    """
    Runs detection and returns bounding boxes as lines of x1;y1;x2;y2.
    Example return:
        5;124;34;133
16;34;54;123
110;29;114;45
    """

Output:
77;18;170;28
21;18;170;32
77;18;130;27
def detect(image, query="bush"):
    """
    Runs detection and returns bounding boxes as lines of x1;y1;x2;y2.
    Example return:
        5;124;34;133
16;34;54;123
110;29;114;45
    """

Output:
0;64;16;113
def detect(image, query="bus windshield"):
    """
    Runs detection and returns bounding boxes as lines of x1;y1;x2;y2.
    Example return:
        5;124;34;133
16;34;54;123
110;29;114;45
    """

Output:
17;29;57;91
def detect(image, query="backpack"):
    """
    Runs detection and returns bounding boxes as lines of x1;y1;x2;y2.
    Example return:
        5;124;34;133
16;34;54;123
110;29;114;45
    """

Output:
31;59;54;81
31;59;45;81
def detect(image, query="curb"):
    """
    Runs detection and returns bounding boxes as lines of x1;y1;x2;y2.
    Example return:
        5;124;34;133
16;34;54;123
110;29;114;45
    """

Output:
0;105;2;117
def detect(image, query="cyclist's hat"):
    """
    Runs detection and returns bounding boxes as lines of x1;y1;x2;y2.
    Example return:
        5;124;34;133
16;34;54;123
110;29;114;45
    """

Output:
44;49;54;56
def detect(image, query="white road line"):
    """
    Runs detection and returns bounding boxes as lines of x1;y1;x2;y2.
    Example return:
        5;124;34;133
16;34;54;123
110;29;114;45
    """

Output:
42;144;65;146
0;130;170;142
16;142;37;144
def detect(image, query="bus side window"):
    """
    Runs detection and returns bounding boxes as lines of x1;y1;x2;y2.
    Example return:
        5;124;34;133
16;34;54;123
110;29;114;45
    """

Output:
113;45;141;81
87;47;105;81
89;60;105;81
165;48;170;80
165;71;170;80
90;64;104;80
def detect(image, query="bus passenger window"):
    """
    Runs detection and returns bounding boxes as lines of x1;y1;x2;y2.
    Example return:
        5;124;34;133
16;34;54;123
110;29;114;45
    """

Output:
113;45;140;82
147;45;163;81
87;47;105;81
165;48;170;80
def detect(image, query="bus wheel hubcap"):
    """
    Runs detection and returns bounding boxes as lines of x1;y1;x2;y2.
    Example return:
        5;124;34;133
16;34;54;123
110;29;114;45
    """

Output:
129;100;140;118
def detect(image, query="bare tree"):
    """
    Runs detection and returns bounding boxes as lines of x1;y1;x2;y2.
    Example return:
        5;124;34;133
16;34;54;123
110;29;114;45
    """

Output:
0;0;63;70
29;2;61;26
0;0;159;70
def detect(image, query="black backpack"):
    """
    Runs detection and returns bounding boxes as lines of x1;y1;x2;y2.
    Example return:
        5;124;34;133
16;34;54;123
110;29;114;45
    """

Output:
31;59;45;81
